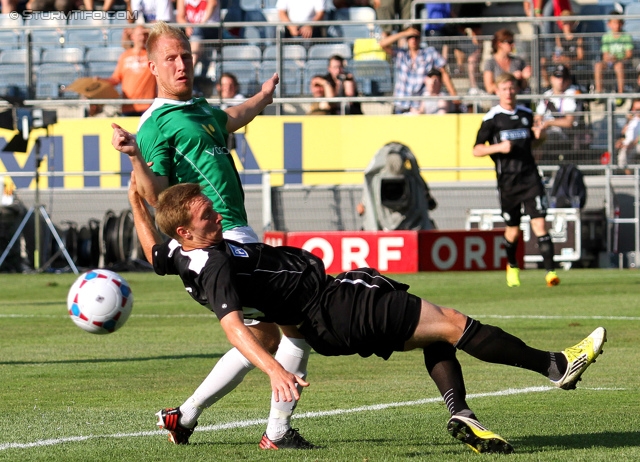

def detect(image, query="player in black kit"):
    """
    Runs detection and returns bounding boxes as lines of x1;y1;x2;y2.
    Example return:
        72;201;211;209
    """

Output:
473;73;560;287
128;177;606;454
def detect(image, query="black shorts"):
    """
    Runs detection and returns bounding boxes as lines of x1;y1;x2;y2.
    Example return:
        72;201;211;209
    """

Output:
298;268;422;360
501;193;548;226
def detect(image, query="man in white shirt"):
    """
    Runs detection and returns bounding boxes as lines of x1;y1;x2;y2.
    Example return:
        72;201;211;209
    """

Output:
276;0;327;38
616;98;640;174
534;64;581;164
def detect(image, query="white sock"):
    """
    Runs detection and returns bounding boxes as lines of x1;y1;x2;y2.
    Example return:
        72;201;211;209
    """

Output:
178;347;254;428
265;336;311;441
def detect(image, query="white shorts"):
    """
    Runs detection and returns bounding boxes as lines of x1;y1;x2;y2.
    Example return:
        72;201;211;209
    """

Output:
222;225;260;244
223;225;261;326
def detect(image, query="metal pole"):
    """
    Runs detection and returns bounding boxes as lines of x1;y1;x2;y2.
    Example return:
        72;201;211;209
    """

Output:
34;139;41;270
262;171;272;233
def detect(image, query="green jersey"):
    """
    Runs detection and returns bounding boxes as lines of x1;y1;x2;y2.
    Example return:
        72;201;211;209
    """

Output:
601;32;633;61
137;97;248;232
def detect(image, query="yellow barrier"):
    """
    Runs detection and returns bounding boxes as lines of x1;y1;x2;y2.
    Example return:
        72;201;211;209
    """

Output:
0;114;495;189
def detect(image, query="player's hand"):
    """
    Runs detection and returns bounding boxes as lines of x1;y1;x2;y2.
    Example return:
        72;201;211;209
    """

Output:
497;140;512;154
270;370;309;402
111;123;140;158
261;73;279;102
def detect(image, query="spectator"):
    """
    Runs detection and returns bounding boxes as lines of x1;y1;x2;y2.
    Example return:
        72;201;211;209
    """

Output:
308;74;337;115
176;0;221;72
457;2;485;94
1;0;20;13
276;0;327;39
224;0;273;39
414;68;454;114
130;0;175;22
83;0;128;12
483;29;531;95
101;25;156;116
371;0;412;37
540;10;584;88
524;0;573;36
534;64;581;163
323;54;362;115
215;72;244;110
379;24;458;114
423;2;463;74
615;98;640;174
593;11;633;103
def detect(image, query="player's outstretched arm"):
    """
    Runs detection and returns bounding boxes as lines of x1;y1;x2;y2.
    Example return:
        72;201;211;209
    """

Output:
128;171;164;263
112;123;169;207
220;311;309;402
473;140;511;157
224;73;279;133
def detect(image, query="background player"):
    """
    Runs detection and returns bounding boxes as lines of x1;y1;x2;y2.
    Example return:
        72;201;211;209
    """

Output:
473;73;559;288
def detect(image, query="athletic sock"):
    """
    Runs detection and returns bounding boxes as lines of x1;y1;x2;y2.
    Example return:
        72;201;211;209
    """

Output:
503;237;519;268
537;234;555;272
423;342;473;417
455;318;552;376
178;347;254;429
548;351;568;382
265;336;312;441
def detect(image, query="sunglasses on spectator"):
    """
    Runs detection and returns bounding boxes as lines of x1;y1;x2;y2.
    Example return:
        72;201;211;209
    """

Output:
502;40;514;44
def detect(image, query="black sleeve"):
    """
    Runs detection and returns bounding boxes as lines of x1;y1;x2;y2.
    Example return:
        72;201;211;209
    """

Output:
152;241;175;276
200;255;244;320
475;118;494;146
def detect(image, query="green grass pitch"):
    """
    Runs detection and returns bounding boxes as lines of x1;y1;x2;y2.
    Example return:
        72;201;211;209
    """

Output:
1;268;638;461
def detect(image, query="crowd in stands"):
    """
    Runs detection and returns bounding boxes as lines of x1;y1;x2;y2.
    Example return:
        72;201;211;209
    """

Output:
1;2;640;117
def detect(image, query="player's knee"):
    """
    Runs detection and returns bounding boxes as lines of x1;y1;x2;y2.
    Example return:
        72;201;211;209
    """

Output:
248;322;281;354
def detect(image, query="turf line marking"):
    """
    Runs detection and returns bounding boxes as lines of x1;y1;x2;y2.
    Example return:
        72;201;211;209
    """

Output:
2;313;640;321
0;385;557;451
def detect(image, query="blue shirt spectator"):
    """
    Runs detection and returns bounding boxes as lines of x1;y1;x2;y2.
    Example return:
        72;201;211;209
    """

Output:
379;25;456;114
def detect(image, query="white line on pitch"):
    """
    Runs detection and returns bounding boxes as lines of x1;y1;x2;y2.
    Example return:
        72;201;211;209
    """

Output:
2;313;640;321
0;385;623;451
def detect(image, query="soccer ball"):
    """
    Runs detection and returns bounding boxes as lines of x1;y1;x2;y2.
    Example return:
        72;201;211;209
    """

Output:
67;269;133;334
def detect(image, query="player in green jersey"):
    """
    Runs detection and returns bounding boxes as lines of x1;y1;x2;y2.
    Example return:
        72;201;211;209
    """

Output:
111;21;314;449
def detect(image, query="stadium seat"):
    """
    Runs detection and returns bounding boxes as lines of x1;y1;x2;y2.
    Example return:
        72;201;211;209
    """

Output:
352;60;393;95
219;44;261;61
239;0;261;9
260;61;302;96
87;61;117;79
36;63;85;99
327;7;378;40
65;28;107;49
0;14;23;48
0;63;29;99
624;3;640;40
307;43;352;60
84;46;122;80
262;44;307;61
85;46;124;63
0;48;41;65
107;28;128;48
24;17;66;48
41;47;84;64
577;4;613;34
